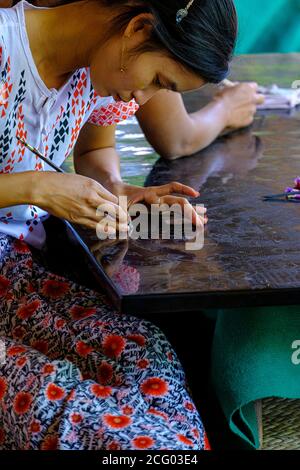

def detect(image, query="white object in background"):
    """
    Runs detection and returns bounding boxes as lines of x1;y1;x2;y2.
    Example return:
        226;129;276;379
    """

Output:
222;79;300;110
257;84;300;110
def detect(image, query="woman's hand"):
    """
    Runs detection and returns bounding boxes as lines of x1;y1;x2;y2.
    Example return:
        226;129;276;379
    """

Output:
111;181;208;227
32;172;129;234
215;82;265;130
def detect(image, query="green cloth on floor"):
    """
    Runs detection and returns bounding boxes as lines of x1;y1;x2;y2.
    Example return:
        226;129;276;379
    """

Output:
211;306;300;449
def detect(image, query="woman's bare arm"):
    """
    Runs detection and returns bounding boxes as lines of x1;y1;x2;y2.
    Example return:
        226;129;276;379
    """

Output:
136;84;263;160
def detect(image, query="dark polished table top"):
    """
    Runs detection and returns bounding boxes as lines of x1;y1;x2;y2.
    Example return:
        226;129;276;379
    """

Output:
64;54;300;314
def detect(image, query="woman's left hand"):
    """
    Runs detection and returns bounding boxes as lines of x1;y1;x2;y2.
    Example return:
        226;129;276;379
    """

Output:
215;82;265;130
111;181;208;227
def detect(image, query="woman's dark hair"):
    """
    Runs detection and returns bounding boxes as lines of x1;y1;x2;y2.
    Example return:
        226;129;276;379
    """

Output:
16;0;237;83
102;0;237;84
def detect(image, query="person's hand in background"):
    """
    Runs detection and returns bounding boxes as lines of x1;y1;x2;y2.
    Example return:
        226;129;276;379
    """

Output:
214;82;265;131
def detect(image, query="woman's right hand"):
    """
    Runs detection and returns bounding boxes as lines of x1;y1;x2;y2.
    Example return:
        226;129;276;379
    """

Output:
32;172;129;235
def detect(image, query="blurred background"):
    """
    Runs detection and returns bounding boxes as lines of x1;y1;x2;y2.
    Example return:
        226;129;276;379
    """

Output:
235;0;300;54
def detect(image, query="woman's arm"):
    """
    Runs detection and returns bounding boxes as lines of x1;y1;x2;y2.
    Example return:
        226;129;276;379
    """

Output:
74;122;123;191
136;84;264;160
0;172;37;207
0;170;128;232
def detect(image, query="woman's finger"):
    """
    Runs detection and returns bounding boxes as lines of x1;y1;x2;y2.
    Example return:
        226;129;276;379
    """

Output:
160;196;203;227
94;182;119;204
195;205;207;215
76;207;129;234
94;199;129;225
255;93;265;105
155;182;199;198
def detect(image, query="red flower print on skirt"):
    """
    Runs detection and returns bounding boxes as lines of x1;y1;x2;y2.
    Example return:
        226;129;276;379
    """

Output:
0;377;7;401
132;436;155;449
27;283;35;293
75;341;93;357
184;401;196;412
147;407;168;421
204;432;211;450
14;239;31;253
30;420;41;434
140;378;169;397
42;364;56;375
103;414;132;429
13;391;33;415
31;340;48;355
0;275;10;296
122;405;133;415
45;383;65;401
0;427;5;445
66;389;76;402
108;441;121;450
127;334;146;347
90;384;112;399
102;334;126;359
137;358;149;369
16;357;27;368
70;412;83;425
70;305;96;320
97;361;113;385
42;279;69;298
7;345;26;356
176;434;194;447
17;299;41;320
167;351;173;362
12;325;26;340
41;435;58;450
54;318;66;330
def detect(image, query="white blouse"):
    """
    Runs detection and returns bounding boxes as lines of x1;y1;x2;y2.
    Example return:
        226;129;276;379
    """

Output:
0;1;139;248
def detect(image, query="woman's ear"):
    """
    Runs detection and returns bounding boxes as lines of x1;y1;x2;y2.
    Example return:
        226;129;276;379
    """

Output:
123;13;155;40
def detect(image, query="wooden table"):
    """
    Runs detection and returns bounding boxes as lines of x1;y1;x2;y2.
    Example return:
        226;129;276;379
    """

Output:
61;54;300;314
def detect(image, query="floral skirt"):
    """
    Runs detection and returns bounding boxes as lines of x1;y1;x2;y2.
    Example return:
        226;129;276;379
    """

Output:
0;233;209;450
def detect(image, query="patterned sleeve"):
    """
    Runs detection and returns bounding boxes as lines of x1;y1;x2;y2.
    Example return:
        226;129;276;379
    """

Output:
87;96;139;127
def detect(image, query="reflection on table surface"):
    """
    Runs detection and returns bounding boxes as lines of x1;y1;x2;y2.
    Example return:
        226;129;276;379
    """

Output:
66;54;300;306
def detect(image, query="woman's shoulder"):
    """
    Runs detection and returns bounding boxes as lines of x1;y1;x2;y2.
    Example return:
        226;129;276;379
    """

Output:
0;3;19;29
0;5;20;59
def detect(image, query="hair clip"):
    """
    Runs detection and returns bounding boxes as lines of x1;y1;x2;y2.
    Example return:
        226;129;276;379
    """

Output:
176;0;195;24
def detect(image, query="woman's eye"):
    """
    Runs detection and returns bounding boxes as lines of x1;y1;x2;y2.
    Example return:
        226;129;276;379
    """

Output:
154;76;163;89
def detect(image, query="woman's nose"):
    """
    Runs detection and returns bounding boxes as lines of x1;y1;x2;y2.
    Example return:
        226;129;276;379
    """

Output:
133;87;159;106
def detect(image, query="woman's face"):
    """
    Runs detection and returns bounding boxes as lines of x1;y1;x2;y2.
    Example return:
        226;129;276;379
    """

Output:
90;50;205;106
89;14;205;105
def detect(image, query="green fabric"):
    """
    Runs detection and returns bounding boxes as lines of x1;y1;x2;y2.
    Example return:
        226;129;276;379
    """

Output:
235;0;300;54
211;306;300;449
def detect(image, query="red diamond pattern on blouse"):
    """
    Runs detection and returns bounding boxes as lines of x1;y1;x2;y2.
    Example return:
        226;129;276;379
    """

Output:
16;104;27;164
88;99;139;127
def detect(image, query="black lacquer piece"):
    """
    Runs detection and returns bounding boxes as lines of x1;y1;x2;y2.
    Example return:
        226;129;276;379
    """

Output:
63;54;300;314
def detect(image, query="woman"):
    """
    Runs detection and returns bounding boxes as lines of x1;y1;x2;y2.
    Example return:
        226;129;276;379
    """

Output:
0;0;241;450
1;0;262;162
